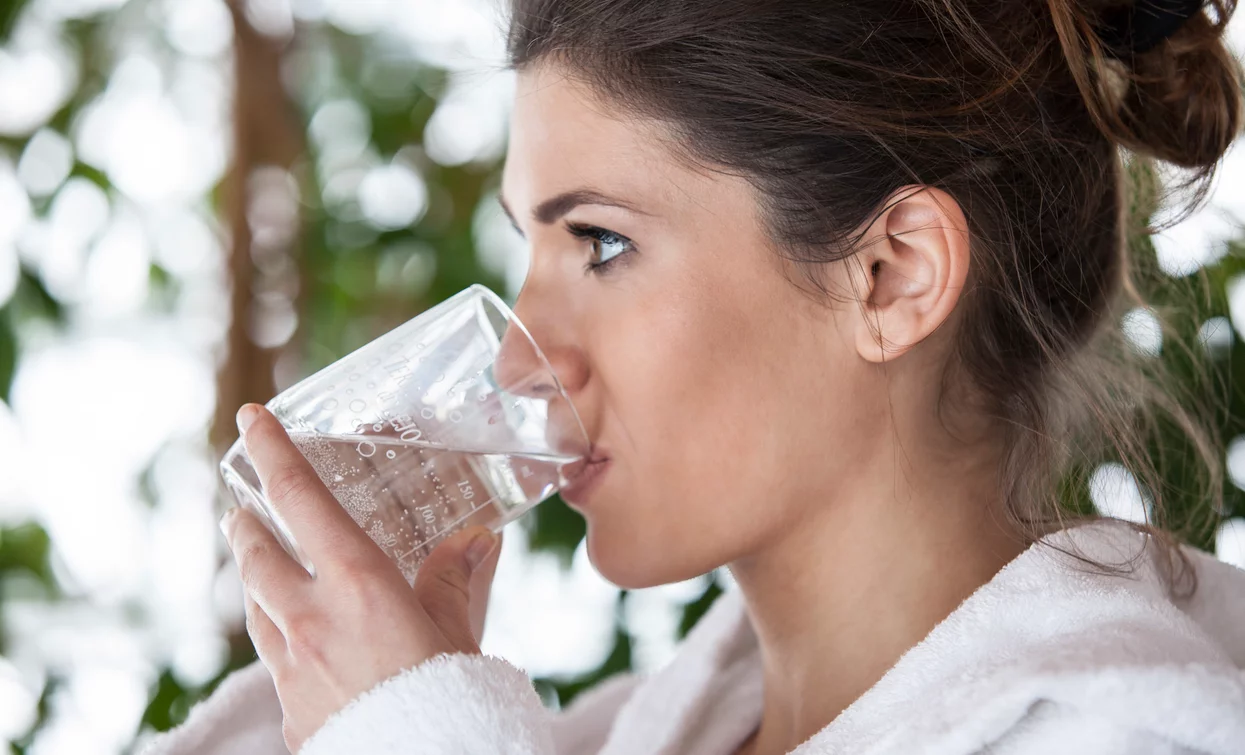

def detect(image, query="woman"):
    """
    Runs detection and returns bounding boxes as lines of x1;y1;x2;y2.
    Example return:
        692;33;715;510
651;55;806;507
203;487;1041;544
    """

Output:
143;1;1245;753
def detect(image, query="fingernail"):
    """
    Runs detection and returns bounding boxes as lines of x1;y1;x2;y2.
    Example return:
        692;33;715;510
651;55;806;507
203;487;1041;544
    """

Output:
465;531;498;571
236;404;261;436
219;508;237;540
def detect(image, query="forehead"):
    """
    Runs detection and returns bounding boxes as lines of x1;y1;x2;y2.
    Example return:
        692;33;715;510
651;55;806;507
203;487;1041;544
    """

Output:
500;64;685;207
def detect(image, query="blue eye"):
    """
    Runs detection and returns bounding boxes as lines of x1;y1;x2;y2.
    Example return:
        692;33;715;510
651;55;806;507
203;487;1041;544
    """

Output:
565;222;636;274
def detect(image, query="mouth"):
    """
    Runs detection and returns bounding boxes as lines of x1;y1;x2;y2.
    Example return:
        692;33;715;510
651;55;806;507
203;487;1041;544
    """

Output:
560;448;611;508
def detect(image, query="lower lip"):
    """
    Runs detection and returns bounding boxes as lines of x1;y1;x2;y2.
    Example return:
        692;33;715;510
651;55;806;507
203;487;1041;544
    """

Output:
560;459;611;508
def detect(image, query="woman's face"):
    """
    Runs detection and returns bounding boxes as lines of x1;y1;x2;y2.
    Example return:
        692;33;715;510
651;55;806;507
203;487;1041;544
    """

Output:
500;63;888;589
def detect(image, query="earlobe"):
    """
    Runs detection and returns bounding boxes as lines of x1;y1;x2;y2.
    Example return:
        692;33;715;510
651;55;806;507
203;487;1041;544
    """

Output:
852;186;970;364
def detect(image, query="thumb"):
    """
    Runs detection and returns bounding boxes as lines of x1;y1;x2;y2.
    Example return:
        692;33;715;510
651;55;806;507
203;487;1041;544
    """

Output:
412;526;500;652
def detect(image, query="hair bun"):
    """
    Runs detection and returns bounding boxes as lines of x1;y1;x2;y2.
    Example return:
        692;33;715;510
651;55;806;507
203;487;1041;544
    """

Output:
1050;0;1243;174
1112;0;1243;168
1097;0;1206;58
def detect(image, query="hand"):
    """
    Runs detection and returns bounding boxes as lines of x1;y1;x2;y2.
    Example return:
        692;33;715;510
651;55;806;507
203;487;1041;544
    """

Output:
219;403;504;754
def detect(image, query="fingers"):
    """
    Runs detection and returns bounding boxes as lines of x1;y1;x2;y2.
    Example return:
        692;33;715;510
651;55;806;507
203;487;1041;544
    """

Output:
242;590;287;668
222;506;312;636
467;529;503;643
412;527;497;653
237;404;372;570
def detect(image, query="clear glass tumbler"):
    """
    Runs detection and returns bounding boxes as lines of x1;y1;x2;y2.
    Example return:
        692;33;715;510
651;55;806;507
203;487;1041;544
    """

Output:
219;284;589;586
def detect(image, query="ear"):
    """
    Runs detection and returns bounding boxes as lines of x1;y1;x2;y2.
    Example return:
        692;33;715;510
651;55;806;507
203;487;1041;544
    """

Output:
847;186;970;364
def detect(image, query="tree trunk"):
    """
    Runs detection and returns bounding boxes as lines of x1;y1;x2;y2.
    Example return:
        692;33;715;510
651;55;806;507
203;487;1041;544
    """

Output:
213;0;306;664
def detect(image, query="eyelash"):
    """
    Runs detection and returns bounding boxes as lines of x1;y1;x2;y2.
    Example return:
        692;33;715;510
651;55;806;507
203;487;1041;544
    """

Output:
564;222;637;275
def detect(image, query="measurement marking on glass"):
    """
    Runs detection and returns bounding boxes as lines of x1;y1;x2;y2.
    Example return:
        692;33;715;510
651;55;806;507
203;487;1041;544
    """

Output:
395;496;499;561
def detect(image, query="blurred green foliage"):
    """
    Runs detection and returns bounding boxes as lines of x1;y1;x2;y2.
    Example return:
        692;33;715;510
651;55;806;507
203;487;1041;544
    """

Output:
0;0;32;42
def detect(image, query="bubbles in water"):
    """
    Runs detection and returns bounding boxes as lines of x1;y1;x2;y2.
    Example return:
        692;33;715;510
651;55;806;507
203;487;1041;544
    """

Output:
420;407;435;420
373;423;385;432
357;441;376;458
346;388;354;395
322;398;339;411
449;410;463;423
386;450;397;459
350;399;367;412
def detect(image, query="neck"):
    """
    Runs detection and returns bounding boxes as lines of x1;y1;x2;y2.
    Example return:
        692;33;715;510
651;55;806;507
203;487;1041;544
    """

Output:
726;439;1030;755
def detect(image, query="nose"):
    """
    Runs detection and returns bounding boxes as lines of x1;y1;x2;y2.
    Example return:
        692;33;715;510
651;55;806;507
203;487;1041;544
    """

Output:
492;280;590;454
494;279;588;396
492;323;560;400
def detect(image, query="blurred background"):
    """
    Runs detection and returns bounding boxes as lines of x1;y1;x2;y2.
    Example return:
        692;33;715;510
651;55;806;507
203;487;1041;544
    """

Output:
0;0;1241;752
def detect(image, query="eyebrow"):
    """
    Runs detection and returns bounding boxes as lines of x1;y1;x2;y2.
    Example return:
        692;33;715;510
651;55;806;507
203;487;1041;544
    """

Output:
497;188;651;234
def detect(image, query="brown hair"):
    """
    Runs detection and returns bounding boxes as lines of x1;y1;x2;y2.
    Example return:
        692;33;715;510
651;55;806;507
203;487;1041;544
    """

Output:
503;0;1243;595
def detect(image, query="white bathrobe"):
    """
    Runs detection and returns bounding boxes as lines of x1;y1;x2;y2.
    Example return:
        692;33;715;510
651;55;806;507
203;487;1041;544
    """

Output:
138;519;1245;754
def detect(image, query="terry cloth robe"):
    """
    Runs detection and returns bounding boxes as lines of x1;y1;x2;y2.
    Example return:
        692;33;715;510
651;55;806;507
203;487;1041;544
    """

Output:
138;518;1245;754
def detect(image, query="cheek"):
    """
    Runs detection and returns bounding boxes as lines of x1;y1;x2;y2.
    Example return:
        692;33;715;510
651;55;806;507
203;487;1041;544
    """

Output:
600;292;766;452
583;285;807;577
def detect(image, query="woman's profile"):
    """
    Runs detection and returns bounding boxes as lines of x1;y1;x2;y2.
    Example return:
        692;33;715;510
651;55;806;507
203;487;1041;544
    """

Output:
144;0;1245;753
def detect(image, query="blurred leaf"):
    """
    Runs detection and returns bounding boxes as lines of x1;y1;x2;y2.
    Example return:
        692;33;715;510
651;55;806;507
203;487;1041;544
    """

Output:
678;579;724;639
0;309;15;404
0;0;32;42
523;494;585;570
0;522;59;595
7;671;59;755
68;160;111;191
535;618;634;709
137;459;161;509
11;267;64;325
148;263;180;313
139;669;192;734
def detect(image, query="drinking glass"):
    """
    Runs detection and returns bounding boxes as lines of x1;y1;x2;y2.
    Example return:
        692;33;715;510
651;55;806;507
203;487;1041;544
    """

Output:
219;284;589;586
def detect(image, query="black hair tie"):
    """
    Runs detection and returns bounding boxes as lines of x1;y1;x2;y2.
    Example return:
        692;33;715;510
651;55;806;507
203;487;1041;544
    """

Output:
1097;0;1205;58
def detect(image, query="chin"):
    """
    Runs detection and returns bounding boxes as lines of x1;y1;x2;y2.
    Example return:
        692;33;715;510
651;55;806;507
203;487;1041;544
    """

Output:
583;523;702;590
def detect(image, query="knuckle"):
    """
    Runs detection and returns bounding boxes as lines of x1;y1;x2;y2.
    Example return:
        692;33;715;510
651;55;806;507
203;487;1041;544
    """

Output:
265;464;315;505
244;609;264;639
432;568;471;606
336;563;386;609
284;613;327;661
235;541;272;586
